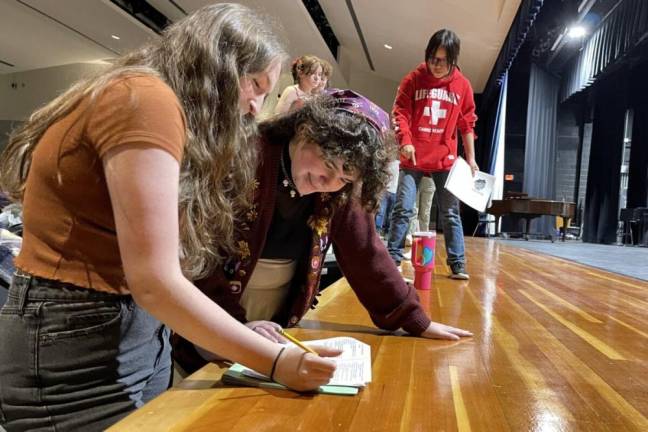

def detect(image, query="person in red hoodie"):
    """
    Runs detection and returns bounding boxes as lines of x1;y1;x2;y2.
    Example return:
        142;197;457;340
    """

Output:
387;29;478;279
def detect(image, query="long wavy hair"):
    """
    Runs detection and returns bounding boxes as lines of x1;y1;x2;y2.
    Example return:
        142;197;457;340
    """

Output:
0;3;287;279
259;95;396;212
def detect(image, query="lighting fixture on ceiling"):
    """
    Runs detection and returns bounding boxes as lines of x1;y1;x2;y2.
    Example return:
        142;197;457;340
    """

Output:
567;26;586;38
111;34;121;40
384;44;392;50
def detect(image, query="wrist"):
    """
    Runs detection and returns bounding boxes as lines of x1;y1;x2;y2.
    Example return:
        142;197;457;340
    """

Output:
270;346;286;381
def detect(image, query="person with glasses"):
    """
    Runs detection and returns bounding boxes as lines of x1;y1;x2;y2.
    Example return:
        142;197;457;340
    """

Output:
387;29;478;280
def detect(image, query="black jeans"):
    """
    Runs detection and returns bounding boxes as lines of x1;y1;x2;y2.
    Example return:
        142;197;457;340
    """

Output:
0;272;171;431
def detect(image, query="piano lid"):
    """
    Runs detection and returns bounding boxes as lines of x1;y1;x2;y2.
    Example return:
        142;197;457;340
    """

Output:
503;191;529;200
489;199;576;218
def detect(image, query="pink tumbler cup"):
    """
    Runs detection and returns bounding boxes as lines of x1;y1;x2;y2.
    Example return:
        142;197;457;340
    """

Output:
411;231;436;290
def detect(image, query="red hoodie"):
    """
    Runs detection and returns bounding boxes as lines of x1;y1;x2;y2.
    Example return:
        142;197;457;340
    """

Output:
392;63;477;172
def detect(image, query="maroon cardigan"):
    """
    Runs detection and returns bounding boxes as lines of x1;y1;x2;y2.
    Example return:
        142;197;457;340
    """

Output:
173;138;431;373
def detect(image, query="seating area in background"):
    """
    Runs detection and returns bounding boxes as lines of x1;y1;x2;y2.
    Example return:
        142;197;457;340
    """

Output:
0;203;22;307
0;232;18;308
619;207;648;246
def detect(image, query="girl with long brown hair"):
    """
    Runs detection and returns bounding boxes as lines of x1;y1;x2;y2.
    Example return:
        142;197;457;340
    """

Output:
0;4;339;430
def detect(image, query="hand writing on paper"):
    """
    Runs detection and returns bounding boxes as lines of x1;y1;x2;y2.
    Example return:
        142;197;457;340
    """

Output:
400;144;417;166
274;345;342;391
421;321;473;341
245;320;287;344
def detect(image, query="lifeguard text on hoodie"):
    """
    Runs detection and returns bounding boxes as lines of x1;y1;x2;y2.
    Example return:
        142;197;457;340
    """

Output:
392;63;477;172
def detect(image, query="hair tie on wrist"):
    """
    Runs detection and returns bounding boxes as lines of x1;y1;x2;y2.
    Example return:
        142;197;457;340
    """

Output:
270;346;286;382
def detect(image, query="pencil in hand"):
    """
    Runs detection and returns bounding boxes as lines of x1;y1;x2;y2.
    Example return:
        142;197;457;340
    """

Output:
278;329;319;356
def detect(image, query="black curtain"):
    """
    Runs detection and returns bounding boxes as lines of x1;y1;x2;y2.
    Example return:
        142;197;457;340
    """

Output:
561;0;648;101
524;63;559;235
480;0;543;111
582;77;627;243
478;0;543;170
475;92;497;174
627;61;648;208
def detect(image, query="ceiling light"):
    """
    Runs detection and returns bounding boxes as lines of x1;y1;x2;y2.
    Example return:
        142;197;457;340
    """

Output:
384;44;392;50
567;26;586;38
111;34;121;40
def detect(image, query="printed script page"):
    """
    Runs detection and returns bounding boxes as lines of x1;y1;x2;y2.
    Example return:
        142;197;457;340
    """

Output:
240;336;371;387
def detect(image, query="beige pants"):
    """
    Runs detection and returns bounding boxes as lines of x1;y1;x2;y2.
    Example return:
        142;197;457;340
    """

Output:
410;176;436;233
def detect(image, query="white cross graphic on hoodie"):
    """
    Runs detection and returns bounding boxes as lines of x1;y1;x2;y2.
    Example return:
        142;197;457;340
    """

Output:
423;100;447;126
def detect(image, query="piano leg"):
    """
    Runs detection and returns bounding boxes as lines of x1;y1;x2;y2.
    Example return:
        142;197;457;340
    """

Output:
524;218;530;241
561;218;570;242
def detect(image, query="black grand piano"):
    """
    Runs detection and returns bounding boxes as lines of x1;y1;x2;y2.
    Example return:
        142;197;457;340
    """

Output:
488;192;576;241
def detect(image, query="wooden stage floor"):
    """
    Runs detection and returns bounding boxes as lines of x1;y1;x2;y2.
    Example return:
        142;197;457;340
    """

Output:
111;237;648;431
404;237;648;431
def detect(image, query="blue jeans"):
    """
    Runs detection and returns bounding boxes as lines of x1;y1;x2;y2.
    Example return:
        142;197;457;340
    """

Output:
387;169;465;265
375;192;396;235
0;272;171;431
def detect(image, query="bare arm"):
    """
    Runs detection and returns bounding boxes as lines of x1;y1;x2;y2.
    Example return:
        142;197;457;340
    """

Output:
462;132;478;175
458;81;478;176
103;145;338;389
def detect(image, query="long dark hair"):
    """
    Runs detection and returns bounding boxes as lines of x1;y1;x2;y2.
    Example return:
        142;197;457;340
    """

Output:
0;3;287;279
425;29;461;68
260;95;396;212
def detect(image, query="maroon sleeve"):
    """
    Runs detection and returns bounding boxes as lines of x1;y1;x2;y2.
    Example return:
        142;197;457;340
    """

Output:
194;275;248;324
171;333;207;375
329;200;431;335
392;72;416;148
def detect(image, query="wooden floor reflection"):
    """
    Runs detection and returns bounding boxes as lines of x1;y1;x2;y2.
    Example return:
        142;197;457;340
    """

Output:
110;238;648;431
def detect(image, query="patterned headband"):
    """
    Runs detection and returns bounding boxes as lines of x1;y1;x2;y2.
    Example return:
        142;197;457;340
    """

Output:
325;88;390;136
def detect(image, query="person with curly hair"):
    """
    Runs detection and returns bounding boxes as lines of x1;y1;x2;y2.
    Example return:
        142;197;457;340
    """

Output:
0;4;342;430
274;54;323;115
173;90;472;374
